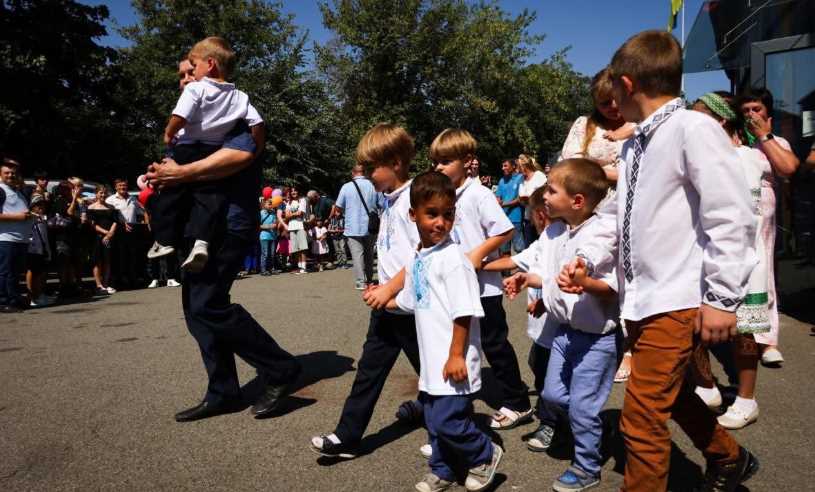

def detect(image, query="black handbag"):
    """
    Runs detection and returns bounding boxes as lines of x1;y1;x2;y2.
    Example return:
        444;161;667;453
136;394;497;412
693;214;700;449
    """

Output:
351;179;379;236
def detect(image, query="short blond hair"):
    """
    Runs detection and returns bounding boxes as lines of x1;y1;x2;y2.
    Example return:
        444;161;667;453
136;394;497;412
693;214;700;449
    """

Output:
356;123;416;176
189;36;236;79
609;30;682;97
548;158;609;209
429;128;477;162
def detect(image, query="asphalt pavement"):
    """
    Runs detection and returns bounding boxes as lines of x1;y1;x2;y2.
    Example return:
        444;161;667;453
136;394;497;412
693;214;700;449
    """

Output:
1;267;813;491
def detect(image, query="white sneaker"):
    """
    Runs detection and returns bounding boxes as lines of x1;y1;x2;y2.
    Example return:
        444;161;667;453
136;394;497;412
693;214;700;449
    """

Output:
147;279;159;289
105;286;117;294
718;401;759;429
166;279;180;287
147;241;175;259
761;347;784;366
694;385;722;410
464;444;503;491
181;240;209;273
419;443;432;459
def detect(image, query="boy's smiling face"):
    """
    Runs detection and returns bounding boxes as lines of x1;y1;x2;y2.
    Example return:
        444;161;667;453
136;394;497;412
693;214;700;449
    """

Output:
410;195;455;248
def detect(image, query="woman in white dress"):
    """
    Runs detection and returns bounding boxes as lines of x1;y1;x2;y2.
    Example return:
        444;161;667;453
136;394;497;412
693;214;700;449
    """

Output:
516;154;547;246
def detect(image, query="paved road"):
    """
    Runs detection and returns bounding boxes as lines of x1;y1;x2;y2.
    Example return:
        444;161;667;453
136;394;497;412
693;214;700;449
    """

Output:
1;268;813;491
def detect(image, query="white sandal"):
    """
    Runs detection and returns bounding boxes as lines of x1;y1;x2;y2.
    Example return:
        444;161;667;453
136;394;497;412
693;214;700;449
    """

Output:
489;406;534;430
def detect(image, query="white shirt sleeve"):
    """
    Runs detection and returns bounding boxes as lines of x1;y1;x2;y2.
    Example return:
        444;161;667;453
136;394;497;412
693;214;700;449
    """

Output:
685;119;757;310
511;238;539;272
444;262;485;320
478;191;514;238
395;263;416;313
575;192;619;273
172;83;202;120
246;103;263;126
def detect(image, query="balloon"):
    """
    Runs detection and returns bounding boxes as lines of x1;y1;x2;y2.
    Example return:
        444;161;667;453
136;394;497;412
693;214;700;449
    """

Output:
270;196;283;208
271;188;282;197
136;174;148;190
138;187;154;207
262;186;273;199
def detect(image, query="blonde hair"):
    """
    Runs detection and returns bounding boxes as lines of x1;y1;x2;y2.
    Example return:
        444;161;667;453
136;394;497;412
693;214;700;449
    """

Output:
429;128;477;162
583;68;615;156
68;176;84;188
188;36;236;79
356;123;416;176
516;153;542;174
548;158;609;209
609;30;682;97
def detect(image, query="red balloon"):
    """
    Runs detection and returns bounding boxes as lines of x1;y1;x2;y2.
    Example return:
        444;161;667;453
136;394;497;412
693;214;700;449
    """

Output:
138;187;154;207
262;186;273;199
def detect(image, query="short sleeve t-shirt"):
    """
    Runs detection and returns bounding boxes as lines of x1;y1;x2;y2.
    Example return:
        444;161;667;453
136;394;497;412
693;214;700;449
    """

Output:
396;238;485;395
377;180;420;287
285;198;308;231
495;173;524;223
511;236;558;348
259;209;278;240
173;78;250;146
451;178;514;297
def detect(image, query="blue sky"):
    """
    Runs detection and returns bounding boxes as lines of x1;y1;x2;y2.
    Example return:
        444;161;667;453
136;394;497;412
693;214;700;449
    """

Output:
83;0;729;101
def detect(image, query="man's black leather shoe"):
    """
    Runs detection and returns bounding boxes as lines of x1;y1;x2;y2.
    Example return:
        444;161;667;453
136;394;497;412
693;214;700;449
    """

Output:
699;447;759;492
251;367;302;418
174;400;244;422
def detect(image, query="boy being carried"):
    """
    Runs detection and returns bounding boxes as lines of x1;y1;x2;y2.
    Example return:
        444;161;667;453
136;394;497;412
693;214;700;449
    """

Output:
387;171;502;492
147;36;259;273
505;159;620;491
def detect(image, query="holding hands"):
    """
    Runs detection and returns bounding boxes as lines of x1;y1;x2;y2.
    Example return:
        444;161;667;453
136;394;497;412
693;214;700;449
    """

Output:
503;272;529;300
557;257;588;294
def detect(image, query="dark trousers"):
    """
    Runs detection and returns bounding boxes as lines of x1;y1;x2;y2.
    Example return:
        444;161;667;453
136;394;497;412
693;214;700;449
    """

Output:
182;232;300;405
421;393;493;481
148;252;179;282
0;241;27;307
151;143;225;247
480;295;531;412
528;342;551;420
335;309;421;445
113;229;140;288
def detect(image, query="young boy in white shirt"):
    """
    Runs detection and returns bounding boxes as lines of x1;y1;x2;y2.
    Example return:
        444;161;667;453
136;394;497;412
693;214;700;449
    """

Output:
310;123;422;460
505;159;620;491
431;129;534;430
560;31;759;492
148;36;259;273
387;171;502;492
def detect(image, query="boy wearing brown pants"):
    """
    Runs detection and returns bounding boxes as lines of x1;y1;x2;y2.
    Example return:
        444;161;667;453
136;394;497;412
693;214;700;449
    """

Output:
561;31;759;492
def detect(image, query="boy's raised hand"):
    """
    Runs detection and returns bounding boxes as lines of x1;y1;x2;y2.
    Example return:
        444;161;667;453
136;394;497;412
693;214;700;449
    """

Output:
502;272;528;300
443;355;468;383
558;258;586;294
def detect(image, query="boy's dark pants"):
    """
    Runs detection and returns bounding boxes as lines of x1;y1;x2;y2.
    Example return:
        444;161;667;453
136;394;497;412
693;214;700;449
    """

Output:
421;393;494;481
480;295;532;412
0;241;26;307
528;342;551;420
150;143;226;247
335;309;421;445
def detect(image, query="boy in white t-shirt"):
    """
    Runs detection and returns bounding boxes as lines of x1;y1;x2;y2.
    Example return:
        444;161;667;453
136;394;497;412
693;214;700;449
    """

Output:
386;171;502;492
431;129;533;430
504;159;620;491
147;36;257;273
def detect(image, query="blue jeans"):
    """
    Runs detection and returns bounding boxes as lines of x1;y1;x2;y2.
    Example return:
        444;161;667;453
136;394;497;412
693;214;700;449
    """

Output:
243;240;260;272
0;241;27;307
500;222;526;255
260;239;278;272
542;325;620;476
421;393;493;481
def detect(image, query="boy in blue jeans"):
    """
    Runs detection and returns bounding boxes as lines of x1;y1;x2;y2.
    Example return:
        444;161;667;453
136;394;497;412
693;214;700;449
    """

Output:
387;171;502;492
259;198;279;275
505;159;620;491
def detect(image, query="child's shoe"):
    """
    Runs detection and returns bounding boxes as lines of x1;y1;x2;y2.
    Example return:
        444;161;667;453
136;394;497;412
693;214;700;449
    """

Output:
695;385;723;410
167;279;181;287
147;241;175;259
527;423;555;452
309;433;358;460
490;406;534;430
415;473;453;492
181;240;209;273
147;279;160;289
419;443;432;459
552;465;600;492
395;399;424;425
717;398;758;429
464;444;503;491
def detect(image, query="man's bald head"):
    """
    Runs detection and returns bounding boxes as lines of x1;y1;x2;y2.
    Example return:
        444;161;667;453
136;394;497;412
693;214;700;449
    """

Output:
178;59;195;91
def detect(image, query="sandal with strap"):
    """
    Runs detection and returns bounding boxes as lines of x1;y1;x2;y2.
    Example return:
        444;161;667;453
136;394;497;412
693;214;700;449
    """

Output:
614;351;632;383
490;406;534;430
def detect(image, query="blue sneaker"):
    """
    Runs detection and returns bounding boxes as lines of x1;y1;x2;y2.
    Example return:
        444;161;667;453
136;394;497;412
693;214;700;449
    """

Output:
552;466;600;492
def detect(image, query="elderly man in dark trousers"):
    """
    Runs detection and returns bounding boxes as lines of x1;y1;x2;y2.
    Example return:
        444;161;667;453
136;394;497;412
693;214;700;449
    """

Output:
145;60;300;422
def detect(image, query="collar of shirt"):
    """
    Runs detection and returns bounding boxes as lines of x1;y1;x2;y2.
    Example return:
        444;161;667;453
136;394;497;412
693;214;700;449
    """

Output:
455;177;476;198
634;97;685;142
417;236;453;257
201;77;235;90
566;214;597;239
384;179;412;204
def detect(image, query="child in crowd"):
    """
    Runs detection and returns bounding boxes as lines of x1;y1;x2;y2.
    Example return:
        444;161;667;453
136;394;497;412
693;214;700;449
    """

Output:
147;36;257;273
327;212;348;268
286;189;309;274
483;186;557;452
504;159;619;491
310;123;422;461
385;171;502;492
27;195;55;307
311;219;329;271
259;198;280;275
431;129;533;430
560;31;758;491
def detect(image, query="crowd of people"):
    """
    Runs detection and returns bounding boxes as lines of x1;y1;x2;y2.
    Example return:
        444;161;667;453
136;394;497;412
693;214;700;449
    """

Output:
3;29;815;492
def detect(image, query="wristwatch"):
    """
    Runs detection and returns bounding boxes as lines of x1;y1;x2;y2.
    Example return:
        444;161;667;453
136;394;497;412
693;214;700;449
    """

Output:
759;133;775;142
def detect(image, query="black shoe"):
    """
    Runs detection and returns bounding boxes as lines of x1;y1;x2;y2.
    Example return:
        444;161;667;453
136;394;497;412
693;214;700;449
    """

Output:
260;271;272;276
699;447;759;492
395;399;423;425
174;400;244;422
310;434;359;459
251;367;302;418
0;305;23;313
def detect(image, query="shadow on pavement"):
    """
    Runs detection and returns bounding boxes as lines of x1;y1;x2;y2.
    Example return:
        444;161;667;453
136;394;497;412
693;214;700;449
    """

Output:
316;420;421;466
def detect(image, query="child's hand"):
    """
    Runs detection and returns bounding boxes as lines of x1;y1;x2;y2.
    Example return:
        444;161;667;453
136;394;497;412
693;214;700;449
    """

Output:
443;355;468;383
362;284;392;310
503;272;528;300
468;251;483;271
557;258;586;294
527;298;546;318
